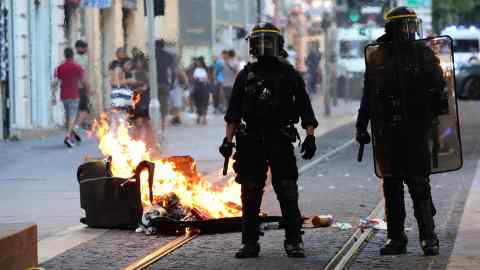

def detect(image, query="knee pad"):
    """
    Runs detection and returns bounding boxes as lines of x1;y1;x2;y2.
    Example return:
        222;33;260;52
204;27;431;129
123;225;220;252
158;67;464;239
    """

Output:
274;180;299;201
408;178;430;201
241;182;264;200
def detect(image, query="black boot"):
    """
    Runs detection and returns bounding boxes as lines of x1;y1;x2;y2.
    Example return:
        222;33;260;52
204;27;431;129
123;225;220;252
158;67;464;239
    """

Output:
421;238;439;256
284;241;306;258
380;238;408;255
235;243;260;259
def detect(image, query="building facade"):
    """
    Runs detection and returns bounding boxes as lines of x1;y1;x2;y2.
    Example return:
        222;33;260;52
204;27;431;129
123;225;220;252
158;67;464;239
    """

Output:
2;0;172;139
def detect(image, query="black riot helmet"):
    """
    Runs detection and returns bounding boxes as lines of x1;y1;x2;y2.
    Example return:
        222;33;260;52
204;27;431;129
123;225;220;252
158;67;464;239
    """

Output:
247;22;285;58
384;7;423;42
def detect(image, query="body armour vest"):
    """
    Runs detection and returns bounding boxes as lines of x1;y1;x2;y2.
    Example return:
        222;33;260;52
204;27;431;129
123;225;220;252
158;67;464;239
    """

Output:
241;61;298;126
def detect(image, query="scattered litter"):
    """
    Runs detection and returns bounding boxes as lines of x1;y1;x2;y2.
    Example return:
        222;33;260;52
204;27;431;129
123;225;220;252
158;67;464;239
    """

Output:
360;218;387;230
333;222;353;231
358;185;364;188
261;222;280;230
435;185;442;189
312;215;334;227
135;191;233;235
344;173;350;177
317;174;324;177
329;185;336;189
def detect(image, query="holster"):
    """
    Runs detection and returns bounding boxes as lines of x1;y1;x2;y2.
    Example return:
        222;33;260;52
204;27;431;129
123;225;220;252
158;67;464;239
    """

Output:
281;125;301;145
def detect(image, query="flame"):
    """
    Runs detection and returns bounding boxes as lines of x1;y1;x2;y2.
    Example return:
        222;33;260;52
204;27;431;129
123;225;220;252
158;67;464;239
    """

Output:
92;113;242;219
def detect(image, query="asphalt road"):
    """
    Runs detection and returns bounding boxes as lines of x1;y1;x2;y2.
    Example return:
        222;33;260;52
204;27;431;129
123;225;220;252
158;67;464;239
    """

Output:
39;101;480;269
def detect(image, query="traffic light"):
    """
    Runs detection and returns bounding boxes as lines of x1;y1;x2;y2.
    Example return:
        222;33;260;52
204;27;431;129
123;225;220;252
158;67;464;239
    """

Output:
144;0;165;17
347;0;361;23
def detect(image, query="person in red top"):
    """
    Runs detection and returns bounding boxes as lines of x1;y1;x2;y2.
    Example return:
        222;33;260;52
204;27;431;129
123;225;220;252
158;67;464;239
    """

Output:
51;48;90;147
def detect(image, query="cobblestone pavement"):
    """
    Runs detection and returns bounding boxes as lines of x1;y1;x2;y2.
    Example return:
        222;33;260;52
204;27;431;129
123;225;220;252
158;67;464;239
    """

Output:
41;230;176;270
347;101;480;270
39;120;366;270
145;124;382;269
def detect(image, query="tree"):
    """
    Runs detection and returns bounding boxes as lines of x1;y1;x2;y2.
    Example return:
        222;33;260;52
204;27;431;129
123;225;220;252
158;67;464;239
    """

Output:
433;0;480;34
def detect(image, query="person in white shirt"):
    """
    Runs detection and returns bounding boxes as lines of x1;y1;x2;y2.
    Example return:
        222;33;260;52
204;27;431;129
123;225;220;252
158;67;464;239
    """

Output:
192;57;210;125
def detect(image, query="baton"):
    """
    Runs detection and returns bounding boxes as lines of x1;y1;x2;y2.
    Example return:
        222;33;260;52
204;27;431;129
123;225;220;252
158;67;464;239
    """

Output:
357;143;365;162
222;157;229;175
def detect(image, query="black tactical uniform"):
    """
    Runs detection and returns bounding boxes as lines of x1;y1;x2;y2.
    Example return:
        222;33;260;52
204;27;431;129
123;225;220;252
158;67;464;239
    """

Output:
356;7;446;256
220;23;318;258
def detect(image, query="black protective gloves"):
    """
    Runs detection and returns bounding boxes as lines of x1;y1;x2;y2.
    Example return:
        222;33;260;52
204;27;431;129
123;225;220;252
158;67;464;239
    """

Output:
219;137;235;159
356;131;371;145
301;135;316;160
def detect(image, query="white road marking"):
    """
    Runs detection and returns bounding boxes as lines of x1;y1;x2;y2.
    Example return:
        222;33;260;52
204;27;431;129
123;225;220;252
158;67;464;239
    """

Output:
299;139;355;174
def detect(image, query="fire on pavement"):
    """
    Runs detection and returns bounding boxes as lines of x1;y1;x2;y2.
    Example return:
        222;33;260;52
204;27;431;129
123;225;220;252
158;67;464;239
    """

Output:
78;113;245;233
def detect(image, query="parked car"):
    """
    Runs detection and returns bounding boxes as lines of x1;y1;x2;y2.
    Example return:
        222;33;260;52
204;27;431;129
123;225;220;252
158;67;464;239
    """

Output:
456;62;480;99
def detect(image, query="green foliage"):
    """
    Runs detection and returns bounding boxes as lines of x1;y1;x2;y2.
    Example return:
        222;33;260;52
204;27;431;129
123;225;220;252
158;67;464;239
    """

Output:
433;0;480;34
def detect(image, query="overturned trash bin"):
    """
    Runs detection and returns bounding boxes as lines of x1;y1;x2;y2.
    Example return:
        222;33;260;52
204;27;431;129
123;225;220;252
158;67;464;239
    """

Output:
77;158;155;229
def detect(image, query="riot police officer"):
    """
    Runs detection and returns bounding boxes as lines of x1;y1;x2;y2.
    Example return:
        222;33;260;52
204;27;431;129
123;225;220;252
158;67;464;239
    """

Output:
219;22;318;258
356;7;451;256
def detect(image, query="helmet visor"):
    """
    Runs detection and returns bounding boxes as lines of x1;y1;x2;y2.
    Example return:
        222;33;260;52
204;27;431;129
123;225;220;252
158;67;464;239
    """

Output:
249;32;281;57
391;17;423;41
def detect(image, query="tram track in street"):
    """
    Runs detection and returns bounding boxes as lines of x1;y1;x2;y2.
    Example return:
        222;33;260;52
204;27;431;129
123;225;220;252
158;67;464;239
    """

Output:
323;200;385;270
121;138;357;270
122;229;201;270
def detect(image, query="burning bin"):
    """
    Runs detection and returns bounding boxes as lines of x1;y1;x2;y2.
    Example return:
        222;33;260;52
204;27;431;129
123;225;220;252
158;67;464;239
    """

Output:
77;159;154;229
77;156;284;234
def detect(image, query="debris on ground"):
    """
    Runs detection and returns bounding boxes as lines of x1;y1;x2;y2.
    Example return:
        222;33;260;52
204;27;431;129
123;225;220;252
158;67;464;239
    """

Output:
333;222;353;231
359;218;387;231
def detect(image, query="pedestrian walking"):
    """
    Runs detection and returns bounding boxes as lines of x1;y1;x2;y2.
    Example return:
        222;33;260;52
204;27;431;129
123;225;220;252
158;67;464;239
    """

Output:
212;54;225;114
192;57;209;125
356;7;462;256
51;48;90;147
222;49;239;107
155;39;176;132
306;43;321;95
130;53;156;151
74;40;90;133
109;48;133;113
169;58;189;126
219;22;318;258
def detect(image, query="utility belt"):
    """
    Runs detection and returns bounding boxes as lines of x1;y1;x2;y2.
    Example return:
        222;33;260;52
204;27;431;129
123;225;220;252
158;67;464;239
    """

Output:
237;123;301;145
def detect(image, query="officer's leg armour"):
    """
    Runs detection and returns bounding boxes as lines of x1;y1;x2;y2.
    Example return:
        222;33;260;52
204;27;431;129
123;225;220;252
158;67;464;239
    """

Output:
406;176;437;240
268;136;302;245
383;177;407;241
273;179;303;244
240;181;265;245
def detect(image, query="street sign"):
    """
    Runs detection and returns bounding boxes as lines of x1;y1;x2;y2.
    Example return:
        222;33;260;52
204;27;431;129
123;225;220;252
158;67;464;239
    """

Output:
180;0;212;45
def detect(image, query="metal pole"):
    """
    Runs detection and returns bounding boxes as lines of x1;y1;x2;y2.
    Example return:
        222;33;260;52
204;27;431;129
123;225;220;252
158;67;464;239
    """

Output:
146;0;159;127
211;0;216;53
257;0;261;23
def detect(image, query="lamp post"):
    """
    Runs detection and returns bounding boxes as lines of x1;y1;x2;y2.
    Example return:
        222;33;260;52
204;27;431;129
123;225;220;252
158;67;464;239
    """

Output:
146;0;159;128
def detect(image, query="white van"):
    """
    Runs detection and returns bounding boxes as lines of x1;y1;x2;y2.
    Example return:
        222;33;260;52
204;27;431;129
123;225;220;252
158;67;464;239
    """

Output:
336;26;384;99
441;26;480;66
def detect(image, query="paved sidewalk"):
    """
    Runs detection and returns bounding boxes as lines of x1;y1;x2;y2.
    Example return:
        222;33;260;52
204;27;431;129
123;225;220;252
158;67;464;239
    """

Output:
0;94;359;263
446;159;480;270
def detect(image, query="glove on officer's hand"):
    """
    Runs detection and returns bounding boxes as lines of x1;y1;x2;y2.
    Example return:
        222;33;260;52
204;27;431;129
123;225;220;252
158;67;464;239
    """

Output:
301;135;316;160
356;131;371;145
219;137;235;159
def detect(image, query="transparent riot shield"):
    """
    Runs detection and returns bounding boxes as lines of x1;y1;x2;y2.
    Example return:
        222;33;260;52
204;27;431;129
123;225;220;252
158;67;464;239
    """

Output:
364;36;462;178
